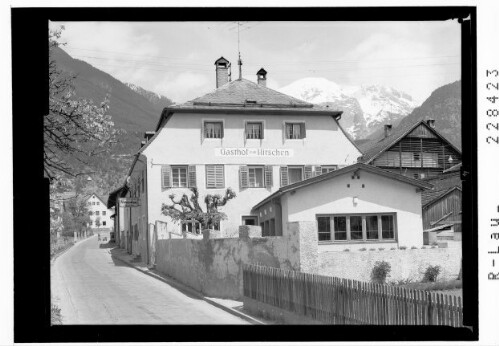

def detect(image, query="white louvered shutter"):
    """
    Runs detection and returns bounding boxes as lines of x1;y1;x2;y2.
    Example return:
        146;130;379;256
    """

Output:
264;166;273;188
161;165;171;188
304;165;313;180
280;166;289;187
300;123;306;139
239;166;249;189
188;166;197;187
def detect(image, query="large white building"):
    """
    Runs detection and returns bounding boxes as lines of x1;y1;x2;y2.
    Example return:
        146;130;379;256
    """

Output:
111;57;362;263
85;194;114;230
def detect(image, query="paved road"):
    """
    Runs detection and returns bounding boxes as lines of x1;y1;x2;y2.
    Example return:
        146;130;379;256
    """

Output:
51;235;249;324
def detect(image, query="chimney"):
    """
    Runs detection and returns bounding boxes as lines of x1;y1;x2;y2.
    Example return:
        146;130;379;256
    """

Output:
256;68;267;87
384;124;393;138
426;118;435;128
214;57;230;88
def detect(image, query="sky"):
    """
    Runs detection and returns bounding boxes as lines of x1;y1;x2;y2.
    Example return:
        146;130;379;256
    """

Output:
51;21;461;105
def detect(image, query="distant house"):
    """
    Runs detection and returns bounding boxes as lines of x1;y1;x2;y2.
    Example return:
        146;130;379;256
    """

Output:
359;119;462;180
421;169;462;243
85;194;114;230
252;163;432;251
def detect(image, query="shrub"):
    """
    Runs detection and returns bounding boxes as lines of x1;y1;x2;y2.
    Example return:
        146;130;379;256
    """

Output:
390;247;396;250
369;248;376;251
399;246;407;250
378;248;385;251
371;260;391;284
343;248;350;252
389;278;413;286
423;265;441;282
411;246;418;249
421;246;426;249
359;248;366;251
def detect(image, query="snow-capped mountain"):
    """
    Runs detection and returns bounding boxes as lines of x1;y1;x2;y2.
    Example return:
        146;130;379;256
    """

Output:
279;78;417;139
125;82;173;107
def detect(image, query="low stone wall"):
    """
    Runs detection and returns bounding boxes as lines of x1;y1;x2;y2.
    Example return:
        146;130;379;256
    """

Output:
318;246;462;283
155;222;316;299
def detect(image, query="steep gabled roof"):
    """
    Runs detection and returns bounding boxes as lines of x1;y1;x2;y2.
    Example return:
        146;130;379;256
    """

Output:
421;171;462;207
252;163;433;211
358;119;462;164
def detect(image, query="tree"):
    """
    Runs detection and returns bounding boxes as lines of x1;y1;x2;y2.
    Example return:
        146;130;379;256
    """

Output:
61;196;91;237
45;26;121;181
161;187;236;231
95;217;101;229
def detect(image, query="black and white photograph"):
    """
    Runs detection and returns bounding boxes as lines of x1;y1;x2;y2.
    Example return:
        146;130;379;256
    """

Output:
6;2;499;344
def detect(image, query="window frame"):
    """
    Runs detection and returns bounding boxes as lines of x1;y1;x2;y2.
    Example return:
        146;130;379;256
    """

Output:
321;165;338;174
203;120;224;139
316;213;397;243
248;166;265;188
284;121;306;140
287;166;304;185
245;121;264;140
181;220;201;235
242;215;259;226
171;165;188;188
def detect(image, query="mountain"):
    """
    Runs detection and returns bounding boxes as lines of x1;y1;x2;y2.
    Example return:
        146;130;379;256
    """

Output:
279;77;417;139
52;47;173;133
51;47;174;195
365;80;461;150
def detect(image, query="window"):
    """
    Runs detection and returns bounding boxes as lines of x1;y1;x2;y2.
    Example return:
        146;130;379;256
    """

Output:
204;121;223;139
264;220;270;236
366;215;378;240
102;211;106;216
248;166;264;188
288;167;303;185
246;122;263;139
333;216;347;240
285;123;305;139
270;219;275;236
350;216;363;240
242;216;258;226
206;165;225;189
88;202;92;206
95;211;100;216
182;220;201;235
317;217;331;241
413;153;421;161
97;202;100;206
92;202;96;205
381;215;395;239
210;221;220;231
103;221;106;226
318;214;396;242
321;166;338;174
172;166;188;187
89;211;93;216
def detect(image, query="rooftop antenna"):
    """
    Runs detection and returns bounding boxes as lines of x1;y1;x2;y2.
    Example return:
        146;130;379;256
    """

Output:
237;21;243;80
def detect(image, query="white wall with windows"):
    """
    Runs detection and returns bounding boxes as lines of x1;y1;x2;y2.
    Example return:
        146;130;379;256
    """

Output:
86;194;114;230
277;170;424;250
141;111;361;238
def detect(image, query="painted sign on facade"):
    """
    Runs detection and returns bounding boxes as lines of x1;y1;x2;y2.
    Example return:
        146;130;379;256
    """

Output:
119;197;140;207
215;148;294;157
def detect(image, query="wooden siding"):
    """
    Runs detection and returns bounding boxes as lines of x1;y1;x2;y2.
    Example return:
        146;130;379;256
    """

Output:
423;189;462;232
372;135;461;177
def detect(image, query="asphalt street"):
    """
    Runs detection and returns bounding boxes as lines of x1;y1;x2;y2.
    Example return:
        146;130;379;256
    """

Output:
51;235;249;324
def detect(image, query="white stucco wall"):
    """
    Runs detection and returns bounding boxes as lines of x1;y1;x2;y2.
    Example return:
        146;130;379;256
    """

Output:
142;112;361;237
280;170;424;250
86;194;114;229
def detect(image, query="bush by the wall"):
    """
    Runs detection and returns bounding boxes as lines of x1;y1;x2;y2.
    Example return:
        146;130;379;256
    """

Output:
370;260;391;284
423;265;441;282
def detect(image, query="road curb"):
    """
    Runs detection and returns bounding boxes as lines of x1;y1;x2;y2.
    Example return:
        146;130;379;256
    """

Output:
109;250;264;325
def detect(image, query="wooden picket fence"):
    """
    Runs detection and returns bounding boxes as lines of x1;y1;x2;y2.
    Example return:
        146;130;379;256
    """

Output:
243;264;463;326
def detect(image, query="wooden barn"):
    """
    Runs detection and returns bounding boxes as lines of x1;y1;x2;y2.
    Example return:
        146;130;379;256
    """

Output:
359;119;462;180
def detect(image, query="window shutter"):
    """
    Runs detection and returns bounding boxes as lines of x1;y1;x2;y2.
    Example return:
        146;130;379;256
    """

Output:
304;165;313;180
314;166;322;177
220;123;224;139
260;123;264;139
264;166;273;188
239;166;249;189
188;165;197;187
280;166;289;187
216;165;224;188
161;165;171;188
300;123;306;139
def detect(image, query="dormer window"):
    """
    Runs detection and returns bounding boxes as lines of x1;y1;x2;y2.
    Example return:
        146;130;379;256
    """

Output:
204;121;224;139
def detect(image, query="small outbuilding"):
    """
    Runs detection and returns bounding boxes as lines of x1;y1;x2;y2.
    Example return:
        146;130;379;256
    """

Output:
252;163;433;251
